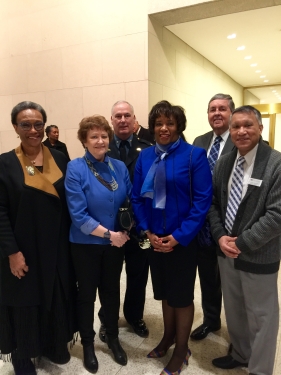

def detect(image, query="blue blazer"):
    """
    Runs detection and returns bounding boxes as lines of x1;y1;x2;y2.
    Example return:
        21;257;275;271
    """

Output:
131;140;212;246
65;152;132;245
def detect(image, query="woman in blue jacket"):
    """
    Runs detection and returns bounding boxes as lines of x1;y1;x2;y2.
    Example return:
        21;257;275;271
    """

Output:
65;115;131;373
132;101;212;375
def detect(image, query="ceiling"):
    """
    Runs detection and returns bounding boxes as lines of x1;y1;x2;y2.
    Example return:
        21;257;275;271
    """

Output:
162;6;281;104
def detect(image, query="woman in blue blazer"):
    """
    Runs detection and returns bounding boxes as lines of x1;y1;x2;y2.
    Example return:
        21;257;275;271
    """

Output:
132;101;212;375
65;115;131;373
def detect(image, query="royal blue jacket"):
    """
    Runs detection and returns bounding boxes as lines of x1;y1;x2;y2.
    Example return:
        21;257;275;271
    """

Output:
65;151;132;245
131;140;212;246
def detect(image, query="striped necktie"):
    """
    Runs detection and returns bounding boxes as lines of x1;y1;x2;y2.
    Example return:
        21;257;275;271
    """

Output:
225;156;245;234
208;136;222;174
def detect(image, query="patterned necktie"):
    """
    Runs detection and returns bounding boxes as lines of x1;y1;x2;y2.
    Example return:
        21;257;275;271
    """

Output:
225;156;245;234
208;136;222;174
119;140;129;162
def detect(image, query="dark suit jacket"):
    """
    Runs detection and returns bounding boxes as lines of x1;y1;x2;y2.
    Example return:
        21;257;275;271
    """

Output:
137;126;155;144
193;130;235;156
43;138;70;161
0;146;74;309
107;135;152;182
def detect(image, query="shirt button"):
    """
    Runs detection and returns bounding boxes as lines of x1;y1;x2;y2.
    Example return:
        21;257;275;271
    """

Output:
110;198;113;202
110;214;113;217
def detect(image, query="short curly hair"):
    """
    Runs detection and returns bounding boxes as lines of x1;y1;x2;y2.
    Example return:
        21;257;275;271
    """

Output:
78;115;113;145
148;100;186;135
11;101;47;125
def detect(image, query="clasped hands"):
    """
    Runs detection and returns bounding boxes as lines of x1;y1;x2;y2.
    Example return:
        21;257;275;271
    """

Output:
9;251;29;279
147;233;178;253
110;231;130;247
218;235;241;258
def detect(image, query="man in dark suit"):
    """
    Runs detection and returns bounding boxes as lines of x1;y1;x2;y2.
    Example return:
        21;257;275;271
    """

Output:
133;120;155;144
209;106;281;373
191;93;235;340
99;100;151;340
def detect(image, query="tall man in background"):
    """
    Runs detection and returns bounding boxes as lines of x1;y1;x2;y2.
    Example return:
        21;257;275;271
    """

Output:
99;100;151;341
191;93;235;340
133;120;155;144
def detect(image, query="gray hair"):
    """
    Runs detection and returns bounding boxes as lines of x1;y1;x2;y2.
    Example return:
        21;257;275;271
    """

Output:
230;105;262;126
11;101;47;125
111;100;134;115
207;93;235;113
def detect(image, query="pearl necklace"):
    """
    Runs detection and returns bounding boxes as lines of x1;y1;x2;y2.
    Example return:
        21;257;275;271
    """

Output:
24;148;42;166
25;155;36;165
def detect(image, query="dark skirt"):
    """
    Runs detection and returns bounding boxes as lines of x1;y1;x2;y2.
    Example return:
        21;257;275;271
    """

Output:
149;238;197;308
0;272;77;360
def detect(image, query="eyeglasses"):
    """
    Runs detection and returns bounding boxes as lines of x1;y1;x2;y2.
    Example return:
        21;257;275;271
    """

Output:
18;122;45;131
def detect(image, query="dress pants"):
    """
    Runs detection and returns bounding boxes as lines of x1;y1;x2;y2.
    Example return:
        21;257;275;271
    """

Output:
197;241;222;327
99;234;149;324
71;243;124;345
218;256;279;375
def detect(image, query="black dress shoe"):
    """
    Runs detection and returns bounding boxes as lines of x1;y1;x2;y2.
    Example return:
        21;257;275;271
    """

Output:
12;357;36;375
128;319;149;338
99;323;107;343
83;344;99;374
190;323;220;340
212;355;248;369
106;336;127;366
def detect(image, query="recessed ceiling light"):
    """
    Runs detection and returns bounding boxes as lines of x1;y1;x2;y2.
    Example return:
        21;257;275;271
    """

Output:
227;33;236;39
264;80;269;82
260;75;266;78
255;70;261;73
250;63;257;67
272;90;277;92
244;56;252;60
237;45;245;50
260;100;265;103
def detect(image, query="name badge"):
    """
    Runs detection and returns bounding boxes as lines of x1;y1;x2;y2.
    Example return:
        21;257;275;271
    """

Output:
249;178;262;187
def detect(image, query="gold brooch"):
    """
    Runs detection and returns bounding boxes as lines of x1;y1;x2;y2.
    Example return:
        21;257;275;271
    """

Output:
26;166;35;176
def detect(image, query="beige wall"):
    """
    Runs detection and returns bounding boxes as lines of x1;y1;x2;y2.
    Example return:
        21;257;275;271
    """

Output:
148;19;243;143
244;90;260;105
0;0;243;157
0;0;149;158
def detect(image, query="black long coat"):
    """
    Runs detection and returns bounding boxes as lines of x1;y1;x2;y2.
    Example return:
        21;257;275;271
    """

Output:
0;145;74;310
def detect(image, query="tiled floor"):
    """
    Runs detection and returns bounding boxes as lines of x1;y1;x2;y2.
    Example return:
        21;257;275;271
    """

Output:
1;268;280;375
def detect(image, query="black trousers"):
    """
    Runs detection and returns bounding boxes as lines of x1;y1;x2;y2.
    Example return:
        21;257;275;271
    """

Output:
197;241;222;327
71;243;124;345
99;235;149;324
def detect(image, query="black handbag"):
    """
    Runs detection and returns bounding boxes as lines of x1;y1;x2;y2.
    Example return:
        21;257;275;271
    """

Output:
118;197;134;231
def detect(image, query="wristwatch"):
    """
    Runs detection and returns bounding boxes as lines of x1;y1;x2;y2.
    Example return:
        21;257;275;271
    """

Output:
103;229;111;239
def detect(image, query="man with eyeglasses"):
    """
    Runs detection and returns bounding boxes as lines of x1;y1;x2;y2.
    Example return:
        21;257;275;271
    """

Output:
190;93;235;341
98;101;152;344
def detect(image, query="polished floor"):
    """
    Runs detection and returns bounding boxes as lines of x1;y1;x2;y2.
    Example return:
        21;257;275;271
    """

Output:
1;267;280;375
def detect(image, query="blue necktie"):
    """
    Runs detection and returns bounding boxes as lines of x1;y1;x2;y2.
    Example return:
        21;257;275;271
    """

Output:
197;135;222;247
208;136;222;174
225;156;245;234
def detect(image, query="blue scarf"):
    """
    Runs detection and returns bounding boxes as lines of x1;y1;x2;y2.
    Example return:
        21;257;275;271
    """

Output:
140;138;181;209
